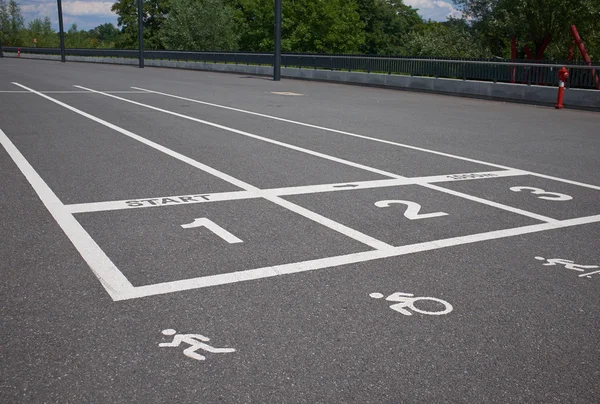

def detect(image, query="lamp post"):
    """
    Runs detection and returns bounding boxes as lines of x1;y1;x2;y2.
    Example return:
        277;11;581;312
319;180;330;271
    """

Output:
273;0;281;81
57;0;66;62
138;0;144;68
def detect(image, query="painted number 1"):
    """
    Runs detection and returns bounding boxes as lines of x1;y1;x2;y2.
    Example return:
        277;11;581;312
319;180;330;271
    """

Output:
181;218;243;244
509;187;572;201
375;200;448;220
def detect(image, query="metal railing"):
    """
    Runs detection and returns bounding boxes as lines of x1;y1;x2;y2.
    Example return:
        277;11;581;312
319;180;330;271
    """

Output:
3;47;599;89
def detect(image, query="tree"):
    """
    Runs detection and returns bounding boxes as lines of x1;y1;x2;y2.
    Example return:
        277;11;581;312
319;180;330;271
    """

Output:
161;0;238;50
111;0;170;49
0;0;24;46
231;0;365;53
21;17;58;47
88;23;121;43
355;0;422;55
65;23;93;48
405;20;491;58
456;0;600;59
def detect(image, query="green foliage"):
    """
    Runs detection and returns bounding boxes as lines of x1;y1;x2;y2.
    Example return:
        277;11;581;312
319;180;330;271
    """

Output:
64;23;93;48
88;23;121;44
356;0;422;55
0;0;24;46
456;0;600;60
232;0;365;54
161;0;238;50
20;17;58;47
111;0;169;49
405;20;491;58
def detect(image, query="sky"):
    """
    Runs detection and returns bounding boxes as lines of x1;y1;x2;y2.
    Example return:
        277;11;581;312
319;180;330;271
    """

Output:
17;0;462;32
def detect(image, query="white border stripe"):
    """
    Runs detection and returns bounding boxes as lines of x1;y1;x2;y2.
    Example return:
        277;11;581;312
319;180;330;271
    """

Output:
0;128;135;300
66;170;527;214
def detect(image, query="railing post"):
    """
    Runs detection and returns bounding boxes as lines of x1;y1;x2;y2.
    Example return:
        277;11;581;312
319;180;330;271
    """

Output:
314;56;316;70
462;63;466;81
330;57;333;71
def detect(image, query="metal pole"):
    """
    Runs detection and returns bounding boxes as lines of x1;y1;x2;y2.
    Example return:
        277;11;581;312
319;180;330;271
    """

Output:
56;0;66;62
273;0;281;81
137;0;144;68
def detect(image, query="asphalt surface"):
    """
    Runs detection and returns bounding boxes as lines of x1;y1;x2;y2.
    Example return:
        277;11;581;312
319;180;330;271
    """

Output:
1;58;599;403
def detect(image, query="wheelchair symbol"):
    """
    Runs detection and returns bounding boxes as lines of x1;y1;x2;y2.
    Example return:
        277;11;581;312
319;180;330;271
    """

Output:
370;292;453;316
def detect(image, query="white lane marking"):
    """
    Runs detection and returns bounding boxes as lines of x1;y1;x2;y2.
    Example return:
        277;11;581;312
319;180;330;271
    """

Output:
181;218;243;244
75;85;407;181
374;200;448;220
76;86;556;223
65;170;527;214
118;214;600;300
509;186;573;201
0;128;135;300
271;92;304;96
0;90;150;94
11;83;254;191
132;86;600;191
15;82;393;252
421;183;559;223
66;190;255;213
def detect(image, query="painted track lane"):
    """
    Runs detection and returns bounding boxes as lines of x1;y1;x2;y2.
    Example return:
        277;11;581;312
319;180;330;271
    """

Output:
1;58;599;403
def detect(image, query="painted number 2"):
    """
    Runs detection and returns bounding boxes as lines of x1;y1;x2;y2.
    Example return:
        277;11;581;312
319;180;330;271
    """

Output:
509;187;572;201
375;200;448;220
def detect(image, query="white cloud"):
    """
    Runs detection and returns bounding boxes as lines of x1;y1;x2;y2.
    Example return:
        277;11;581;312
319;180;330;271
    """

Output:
21;1;114;17
19;0;117;29
405;0;463;20
63;1;114;17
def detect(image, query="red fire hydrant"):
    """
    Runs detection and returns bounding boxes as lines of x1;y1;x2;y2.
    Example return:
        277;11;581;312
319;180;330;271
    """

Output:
555;67;569;109
17;47;20;58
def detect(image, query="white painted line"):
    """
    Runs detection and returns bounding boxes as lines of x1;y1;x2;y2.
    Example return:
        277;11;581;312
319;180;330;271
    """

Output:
271;92;304;96
422;183;559;223
0;90;150;94
76;86;556;223
15;82;393;252
66;190;255;213
133;86;600;191
75;85;406;181
0;128;135;300
65;170;527;214
120;214;600;300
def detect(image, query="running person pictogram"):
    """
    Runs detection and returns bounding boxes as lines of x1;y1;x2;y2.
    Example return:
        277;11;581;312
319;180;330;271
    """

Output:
159;329;236;361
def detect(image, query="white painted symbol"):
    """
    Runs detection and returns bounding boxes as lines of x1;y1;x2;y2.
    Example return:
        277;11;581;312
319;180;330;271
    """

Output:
158;329;236;361
181;218;243;244
370;292;453;316
510;187;572;201
374;200;448;220
535;256;599;278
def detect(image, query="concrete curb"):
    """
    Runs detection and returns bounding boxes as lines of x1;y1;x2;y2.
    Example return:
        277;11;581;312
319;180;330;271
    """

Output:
4;52;599;110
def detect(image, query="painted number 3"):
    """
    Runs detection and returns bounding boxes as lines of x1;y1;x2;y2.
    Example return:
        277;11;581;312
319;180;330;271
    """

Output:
509;187;572;201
